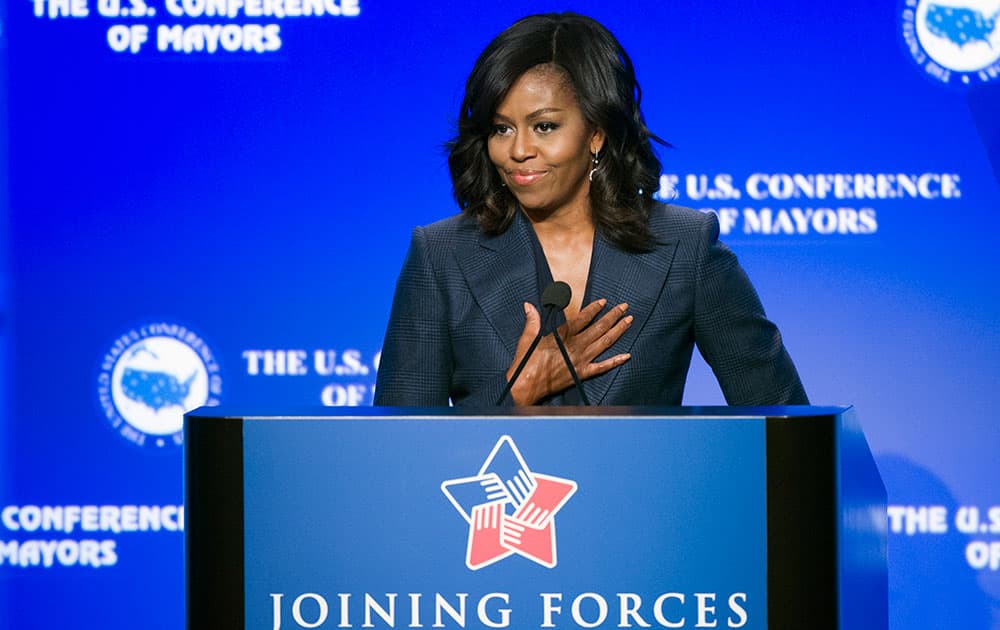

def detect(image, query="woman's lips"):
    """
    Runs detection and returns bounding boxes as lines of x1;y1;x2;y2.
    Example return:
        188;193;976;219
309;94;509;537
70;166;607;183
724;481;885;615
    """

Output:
509;170;546;186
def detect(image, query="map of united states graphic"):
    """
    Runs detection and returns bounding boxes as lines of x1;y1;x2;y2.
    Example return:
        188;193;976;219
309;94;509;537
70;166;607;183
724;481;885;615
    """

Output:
926;4;999;47
120;367;197;411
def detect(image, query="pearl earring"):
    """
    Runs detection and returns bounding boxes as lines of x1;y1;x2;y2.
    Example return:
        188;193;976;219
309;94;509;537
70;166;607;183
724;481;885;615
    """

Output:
588;149;601;182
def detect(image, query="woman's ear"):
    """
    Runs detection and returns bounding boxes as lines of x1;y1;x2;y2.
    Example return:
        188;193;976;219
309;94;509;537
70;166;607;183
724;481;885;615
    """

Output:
590;128;606;156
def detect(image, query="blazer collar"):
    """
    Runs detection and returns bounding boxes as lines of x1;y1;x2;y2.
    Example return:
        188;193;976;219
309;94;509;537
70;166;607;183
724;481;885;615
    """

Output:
455;212;538;359
584;231;678;403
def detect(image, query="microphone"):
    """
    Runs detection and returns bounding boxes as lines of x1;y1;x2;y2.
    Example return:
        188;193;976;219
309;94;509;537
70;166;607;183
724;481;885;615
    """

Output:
496;281;572;405
541;280;571;312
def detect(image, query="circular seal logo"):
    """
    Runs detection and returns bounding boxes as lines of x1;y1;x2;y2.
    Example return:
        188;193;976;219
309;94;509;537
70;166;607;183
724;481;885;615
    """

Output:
98;323;221;449
901;0;1000;86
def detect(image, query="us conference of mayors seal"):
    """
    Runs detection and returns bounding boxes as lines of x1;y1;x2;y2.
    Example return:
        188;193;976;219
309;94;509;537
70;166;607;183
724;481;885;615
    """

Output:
97;323;222;449
901;0;1000;85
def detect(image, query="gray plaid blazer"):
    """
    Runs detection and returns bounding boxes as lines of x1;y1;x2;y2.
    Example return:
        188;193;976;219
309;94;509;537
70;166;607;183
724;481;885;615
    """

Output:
374;204;807;407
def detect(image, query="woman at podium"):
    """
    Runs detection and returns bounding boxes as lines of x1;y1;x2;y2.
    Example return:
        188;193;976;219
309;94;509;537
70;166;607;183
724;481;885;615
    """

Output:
374;13;807;408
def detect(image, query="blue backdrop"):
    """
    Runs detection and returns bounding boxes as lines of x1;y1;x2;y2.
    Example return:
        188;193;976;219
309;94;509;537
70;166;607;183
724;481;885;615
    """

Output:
2;0;999;627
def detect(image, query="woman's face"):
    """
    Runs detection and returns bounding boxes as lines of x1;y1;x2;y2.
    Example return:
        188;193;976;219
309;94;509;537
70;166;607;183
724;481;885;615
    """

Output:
488;66;604;220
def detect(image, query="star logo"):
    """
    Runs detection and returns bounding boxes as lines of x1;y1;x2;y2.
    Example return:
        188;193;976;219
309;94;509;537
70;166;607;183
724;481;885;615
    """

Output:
441;436;578;570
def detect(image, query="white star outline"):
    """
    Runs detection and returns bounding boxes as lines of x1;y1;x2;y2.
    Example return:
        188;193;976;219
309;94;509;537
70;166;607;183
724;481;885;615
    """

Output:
441;435;578;570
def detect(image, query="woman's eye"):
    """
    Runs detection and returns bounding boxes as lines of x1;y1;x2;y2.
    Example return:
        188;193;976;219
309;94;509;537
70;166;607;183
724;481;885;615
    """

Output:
491;124;512;136
535;122;559;133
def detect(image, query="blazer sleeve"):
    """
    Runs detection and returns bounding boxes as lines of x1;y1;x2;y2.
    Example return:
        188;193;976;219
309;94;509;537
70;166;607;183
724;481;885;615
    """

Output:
692;212;809;405
373;226;453;406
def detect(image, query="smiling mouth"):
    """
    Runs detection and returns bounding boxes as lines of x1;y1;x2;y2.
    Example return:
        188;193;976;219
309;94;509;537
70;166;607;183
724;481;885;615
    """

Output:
508;170;546;186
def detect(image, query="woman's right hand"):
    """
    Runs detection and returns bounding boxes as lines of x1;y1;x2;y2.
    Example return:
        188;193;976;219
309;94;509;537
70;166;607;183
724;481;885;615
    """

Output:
507;299;633;405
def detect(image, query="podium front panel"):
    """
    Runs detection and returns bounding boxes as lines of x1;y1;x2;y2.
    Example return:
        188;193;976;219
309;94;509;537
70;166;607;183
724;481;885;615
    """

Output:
243;416;767;629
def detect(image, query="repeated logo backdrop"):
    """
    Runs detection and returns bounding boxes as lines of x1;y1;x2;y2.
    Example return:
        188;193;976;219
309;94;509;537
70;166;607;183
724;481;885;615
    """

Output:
2;0;1000;628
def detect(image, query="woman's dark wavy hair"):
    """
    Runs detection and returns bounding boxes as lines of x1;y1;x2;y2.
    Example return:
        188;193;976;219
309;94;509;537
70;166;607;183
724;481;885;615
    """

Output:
447;12;666;253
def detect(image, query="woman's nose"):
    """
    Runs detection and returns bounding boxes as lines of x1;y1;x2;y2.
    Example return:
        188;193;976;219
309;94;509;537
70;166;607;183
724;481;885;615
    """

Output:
510;131;535;162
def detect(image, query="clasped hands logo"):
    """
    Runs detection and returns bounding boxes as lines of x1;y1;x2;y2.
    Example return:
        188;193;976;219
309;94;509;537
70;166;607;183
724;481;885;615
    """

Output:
441;436;577;570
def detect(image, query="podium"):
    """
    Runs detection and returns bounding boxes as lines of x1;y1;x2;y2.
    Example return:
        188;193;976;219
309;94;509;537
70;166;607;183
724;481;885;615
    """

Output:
184;406;886;630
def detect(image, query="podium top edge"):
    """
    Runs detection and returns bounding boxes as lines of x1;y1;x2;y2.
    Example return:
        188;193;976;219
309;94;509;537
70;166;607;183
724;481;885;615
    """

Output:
185;404;851;421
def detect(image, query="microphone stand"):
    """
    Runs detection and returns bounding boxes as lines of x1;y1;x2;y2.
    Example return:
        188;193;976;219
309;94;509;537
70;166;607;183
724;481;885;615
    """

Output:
551;329;590;405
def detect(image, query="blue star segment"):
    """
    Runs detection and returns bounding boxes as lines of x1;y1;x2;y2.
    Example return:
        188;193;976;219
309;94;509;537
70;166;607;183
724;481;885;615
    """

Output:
120;367;195;411
925;4;999;48
440;473;511;522
477;435;537;507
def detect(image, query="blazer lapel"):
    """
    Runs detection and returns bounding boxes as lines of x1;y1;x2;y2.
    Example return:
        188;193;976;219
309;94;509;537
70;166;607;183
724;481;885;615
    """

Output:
454;214;538;359
584;233;679;403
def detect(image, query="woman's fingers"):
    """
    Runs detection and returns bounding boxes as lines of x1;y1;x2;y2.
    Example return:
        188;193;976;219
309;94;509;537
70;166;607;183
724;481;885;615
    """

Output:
508;303;541;375
581;352;632;379
506;303;544;404
565;302;631;358
561;301;634;381
563;299;607;335
514;303;541;353
583;312;633;358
